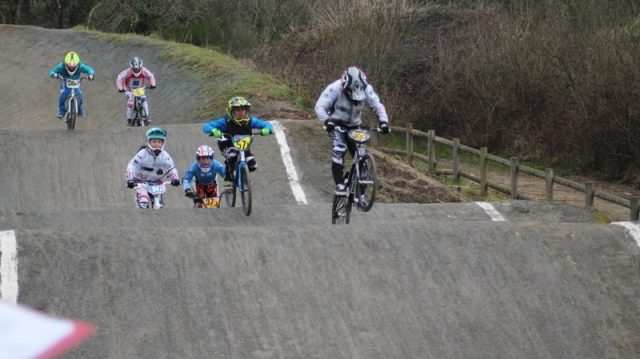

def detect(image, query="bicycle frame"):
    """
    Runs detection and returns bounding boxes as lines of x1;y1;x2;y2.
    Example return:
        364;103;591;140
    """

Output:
58;76;87;130
332;127;377;223
133;181;172;209
131;87;146;127
219;133;254;215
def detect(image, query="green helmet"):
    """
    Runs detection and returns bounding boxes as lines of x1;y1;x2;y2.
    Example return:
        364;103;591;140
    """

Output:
146;127;167;141
145;127;167;156
227;96;251;126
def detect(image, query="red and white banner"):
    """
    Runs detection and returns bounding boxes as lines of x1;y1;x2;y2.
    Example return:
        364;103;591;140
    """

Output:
0;301;95;359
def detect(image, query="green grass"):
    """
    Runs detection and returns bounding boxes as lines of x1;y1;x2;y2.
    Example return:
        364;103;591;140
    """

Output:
76;27;302;119
590;209;613;224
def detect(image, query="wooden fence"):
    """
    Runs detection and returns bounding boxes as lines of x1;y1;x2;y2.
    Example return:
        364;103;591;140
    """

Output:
371;123;640;221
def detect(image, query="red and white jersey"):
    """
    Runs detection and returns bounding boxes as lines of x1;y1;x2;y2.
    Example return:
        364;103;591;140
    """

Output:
116;67;157;91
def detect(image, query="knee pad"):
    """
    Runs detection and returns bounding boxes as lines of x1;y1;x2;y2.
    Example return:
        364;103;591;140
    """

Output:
225;150;238;158
332;150;345;165
247;157;257;171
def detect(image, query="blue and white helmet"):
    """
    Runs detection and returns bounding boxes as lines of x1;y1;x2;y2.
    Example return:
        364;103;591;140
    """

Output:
195;145;215;173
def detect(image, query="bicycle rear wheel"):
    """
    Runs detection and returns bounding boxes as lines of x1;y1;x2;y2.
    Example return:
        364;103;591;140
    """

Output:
66;98;76;130
331;195;351;224
355;153;377;212
239;165;252;216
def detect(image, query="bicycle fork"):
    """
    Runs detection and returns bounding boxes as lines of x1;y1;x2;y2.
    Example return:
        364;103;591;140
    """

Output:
236;150;246;189
68;90;77;114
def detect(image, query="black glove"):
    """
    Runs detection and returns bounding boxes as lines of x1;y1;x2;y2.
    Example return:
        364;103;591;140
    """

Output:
171;179;180;187
149;85;156;90
88;74;95;81
379;122;389;134
324;120;335;133
51;73;59;79
127;180;135;189
118;88;125;93
185;188;196;198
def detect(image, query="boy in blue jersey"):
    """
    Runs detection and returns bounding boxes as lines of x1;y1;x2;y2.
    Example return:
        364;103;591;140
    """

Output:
202;96;273;187
49;51;95;118
182;145;226;208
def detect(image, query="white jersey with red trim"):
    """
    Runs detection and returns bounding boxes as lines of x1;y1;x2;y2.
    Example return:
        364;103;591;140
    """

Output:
125;148;179;184
116;67;157;91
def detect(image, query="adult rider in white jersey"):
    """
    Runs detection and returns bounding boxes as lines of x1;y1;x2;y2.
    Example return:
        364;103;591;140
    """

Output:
314;66;390;195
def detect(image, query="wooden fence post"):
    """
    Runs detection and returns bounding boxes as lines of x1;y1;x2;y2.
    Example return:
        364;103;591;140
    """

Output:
452;138;460;184
480;147;488;197
406;122;413;165
585;182;594;207
631;196;639;221
510;157;519;200
545;168;554;202
428;130;436;174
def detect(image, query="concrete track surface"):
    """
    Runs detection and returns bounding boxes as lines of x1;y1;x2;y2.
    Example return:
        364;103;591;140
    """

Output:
1;25;639;358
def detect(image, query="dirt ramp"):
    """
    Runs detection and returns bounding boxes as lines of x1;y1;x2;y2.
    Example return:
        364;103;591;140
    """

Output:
0;124;294;211
14;221;640;358
0;25;202;129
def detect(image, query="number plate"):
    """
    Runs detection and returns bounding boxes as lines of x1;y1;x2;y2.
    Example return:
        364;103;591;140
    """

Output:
234;136;251;150
66;79;80;88
203;198;220;208
349;129;369;143
132;88;145;97
147;184;166;195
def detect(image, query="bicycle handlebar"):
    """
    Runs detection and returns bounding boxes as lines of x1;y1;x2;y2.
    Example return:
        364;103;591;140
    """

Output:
132;180;173;189
322;124;386;133
56;75;91;81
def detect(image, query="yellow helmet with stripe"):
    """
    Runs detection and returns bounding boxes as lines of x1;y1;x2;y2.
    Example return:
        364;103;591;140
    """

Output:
64;51;80;75
227;96;251;126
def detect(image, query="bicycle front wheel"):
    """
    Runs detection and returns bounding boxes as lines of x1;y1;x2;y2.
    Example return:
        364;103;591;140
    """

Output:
239;165;252;216
220;188;234;208
66;98;76;130
331;195;351;224
355;153;377;212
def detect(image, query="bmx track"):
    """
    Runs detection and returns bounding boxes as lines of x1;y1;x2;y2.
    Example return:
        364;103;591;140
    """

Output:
0;25;639;358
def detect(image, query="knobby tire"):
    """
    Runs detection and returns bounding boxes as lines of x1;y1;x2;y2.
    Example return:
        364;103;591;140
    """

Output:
67;97;76;130
332;195;351;224
239;165;252;216
219;188;234;208
355;154;377;212
227;161;238;208
133;100;144;127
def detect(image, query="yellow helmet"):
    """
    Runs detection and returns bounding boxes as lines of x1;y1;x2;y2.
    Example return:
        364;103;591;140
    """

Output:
64;51;80;75
227;96;251;126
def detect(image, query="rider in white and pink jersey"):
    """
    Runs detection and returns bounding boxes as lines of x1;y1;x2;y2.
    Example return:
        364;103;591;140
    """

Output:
116;57;157;126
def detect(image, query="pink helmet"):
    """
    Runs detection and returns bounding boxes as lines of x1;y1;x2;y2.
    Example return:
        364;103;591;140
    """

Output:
195;145;215;172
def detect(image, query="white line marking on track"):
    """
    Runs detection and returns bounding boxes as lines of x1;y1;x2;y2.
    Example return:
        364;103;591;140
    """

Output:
1;230;18;304
611;222;640;248
475;202;506;222
272;121;308;204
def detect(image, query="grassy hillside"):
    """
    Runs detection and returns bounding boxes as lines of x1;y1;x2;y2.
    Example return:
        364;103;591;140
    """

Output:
79;27;302;119
248;0;640;184
11;0;640;183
